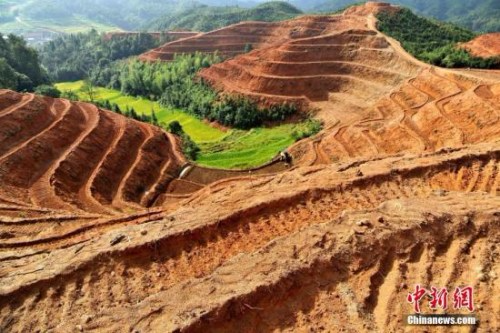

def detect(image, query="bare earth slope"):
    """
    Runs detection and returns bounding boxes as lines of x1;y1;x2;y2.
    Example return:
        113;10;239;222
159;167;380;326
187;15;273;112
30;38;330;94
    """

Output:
139;14;368;62
0;2;499;332
0;90;186;218
460;32;500;58
0;142;499;332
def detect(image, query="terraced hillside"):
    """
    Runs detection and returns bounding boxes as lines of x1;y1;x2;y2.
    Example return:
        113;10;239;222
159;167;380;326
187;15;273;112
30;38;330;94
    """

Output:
139;13;368;62
0;2;499;332
198;2;500;164
0;89;187;217
290;67;500;165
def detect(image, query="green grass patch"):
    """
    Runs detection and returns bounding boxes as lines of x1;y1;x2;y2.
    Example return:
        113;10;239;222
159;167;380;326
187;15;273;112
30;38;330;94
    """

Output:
55;81;227;143
197;123;310;169
56;81;321;169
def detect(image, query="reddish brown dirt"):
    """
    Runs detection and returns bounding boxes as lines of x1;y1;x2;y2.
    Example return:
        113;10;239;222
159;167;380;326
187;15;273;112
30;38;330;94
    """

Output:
0;143;498;332
0;3;499;333
139;14;369;62
460;32;500;58
198;7;418;118
0;92;186;216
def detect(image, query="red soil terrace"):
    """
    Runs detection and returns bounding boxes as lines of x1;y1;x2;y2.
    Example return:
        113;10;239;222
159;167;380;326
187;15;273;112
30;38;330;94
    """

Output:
139;13;369;62
0;90;186;216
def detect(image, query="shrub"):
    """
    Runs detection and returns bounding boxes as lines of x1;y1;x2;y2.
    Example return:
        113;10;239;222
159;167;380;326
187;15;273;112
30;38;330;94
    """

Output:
166;121;200;160
34;85;61;98
167;120;183;136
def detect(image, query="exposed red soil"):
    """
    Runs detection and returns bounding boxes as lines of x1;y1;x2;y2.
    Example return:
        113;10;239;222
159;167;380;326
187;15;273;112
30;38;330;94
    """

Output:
0;2;499;332
460;32;500;58
0;142;498;332
139;14;369;62
0;91;186;215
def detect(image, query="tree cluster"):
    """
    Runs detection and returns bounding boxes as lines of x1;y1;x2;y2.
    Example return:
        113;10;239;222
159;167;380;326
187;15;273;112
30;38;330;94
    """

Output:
39;29;166;83
146;1;302;32
105;53;299;129
377;8;500;69
0;33;50;91
166;120;200;160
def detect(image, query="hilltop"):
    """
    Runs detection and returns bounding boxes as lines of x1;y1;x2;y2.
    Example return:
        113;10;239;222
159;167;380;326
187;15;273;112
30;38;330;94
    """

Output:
145;1;303;32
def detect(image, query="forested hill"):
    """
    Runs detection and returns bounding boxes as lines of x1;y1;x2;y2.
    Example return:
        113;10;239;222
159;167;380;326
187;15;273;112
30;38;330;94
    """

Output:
0;0;263;34
145;2;303;32
377;8;499;69
0;33;49;91
39;30;164;82
308;0;500;32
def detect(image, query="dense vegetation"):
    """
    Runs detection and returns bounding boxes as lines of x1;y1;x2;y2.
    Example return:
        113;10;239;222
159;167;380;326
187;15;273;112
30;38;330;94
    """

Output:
146;1;302;32
310;0;500;32
105;54;298;129
39;29;166;82
377;9;500;69
0;33;49;91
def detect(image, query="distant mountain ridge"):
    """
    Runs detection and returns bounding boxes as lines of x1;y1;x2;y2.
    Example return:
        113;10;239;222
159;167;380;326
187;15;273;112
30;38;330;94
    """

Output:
0;0;266;35
145;2;303;32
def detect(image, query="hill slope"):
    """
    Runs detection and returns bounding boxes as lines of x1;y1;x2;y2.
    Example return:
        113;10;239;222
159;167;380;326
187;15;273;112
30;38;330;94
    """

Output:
139;13;336;62
460;33;500;58
198;2;500;164
376;8;499;68
0;89;187;215
0;0;261;35
145;1;303;32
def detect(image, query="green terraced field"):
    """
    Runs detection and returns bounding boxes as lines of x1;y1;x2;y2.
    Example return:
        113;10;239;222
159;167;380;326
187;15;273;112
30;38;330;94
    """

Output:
197;126;297;169
56;81;318;169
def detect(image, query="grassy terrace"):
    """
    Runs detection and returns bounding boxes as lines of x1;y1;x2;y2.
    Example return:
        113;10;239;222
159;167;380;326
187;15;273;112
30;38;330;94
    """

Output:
56;81;312;169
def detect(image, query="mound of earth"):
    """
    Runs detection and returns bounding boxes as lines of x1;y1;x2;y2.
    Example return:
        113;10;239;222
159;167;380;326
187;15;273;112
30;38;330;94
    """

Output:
0;2;499;332
460;32;500;58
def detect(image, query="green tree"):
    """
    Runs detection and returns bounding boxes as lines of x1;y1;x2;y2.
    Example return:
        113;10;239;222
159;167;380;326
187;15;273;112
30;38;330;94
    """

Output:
34;85;61;98
0;58;19;90
167;120;183;136
81;79;96;102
